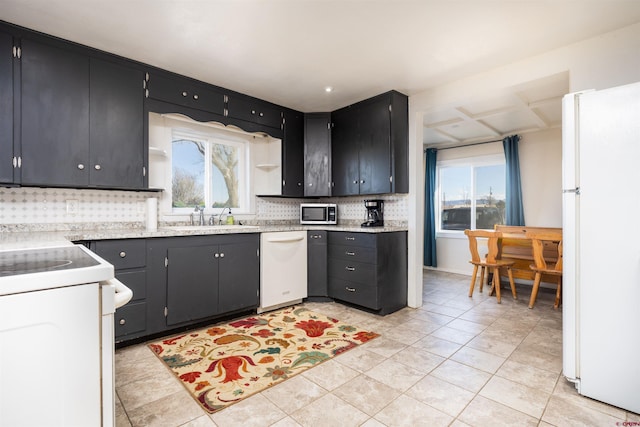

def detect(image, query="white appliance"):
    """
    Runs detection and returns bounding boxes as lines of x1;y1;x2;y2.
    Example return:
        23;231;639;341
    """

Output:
259;231;307;312
0;244;132;426
562;82;640;414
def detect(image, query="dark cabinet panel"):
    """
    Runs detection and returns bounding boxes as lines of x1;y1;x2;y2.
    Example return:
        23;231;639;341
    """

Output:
90;238;148;342
0;30;13;184
148;73;225;115
327;231;407;315
227;95;282;129
331;91;408;196
167;245;219;325
304;113;331;196
20;37;90;186
330;107;359;196
282;110;304;196
358;99;391;195
164;234;259;328
89;58;144;188
307;231;328;298
218;239;260;313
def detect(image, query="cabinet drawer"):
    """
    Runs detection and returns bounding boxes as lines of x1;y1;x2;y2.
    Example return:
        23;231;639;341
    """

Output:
328;258;376;284
92;239;146;269
115;269;146;301
114;301;146;338
148;73;225;115
227;95;282;129
328;232;376;248
329;278;379;309
328;244;375;264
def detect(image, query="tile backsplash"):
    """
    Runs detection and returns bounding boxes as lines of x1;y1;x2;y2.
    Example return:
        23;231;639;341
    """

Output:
0;187;408;230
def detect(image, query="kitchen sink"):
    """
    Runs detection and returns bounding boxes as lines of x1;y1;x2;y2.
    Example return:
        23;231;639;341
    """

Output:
162;225;260;231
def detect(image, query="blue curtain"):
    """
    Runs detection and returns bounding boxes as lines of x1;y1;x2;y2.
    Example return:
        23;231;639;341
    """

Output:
503;135;525;226
424;148;438;266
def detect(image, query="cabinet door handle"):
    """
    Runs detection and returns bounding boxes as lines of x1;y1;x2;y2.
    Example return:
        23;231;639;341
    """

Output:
353;180;358;184
345;287;356;292
259;112;264;117
345;251;355;256
345;237;355;241
119;319;126;325
94;164;101;170
182;91;188;97
214;253;219;258
220;253;225;258
193;94;199;100
119;251;126;258
251;110;256;115
360;179;365;184
345;266;355;272
78;164;85;170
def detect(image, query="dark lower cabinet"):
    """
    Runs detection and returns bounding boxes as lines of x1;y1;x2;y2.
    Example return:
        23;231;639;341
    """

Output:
166;244;220;325
159;234;260;329
307;230;329;300
88;233;259;345
89;239;148;342
327;231;407;315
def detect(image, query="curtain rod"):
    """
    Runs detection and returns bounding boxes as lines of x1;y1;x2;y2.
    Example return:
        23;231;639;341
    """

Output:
424;138;503;152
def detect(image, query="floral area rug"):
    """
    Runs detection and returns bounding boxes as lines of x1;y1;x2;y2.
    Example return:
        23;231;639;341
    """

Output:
148;306;379;413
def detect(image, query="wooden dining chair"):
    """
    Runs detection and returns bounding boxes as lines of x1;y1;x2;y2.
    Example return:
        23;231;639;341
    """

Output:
464;229;517;304
525;230;563;309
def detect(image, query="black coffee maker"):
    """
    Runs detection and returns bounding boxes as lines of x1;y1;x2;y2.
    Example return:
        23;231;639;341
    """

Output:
362;199;384;227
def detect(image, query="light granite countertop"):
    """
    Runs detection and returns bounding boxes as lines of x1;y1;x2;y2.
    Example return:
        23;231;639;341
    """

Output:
0;223;408;250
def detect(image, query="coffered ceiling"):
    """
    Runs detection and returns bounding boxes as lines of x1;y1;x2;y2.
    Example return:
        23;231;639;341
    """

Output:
1;1;639;148
422;72;569;147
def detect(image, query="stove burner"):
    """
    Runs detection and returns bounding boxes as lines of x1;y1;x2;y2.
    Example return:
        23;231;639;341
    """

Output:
0;246;100;277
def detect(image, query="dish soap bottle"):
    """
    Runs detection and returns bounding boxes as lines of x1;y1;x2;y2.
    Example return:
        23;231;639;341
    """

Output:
226;209;234;225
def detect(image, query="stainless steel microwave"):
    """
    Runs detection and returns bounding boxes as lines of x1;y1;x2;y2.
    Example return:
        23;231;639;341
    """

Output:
300;203;337;225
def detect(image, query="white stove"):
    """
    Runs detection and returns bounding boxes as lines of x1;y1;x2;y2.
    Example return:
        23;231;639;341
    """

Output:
0;244;132;426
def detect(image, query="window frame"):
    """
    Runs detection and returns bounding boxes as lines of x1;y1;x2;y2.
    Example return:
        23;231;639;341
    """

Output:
436;154;506;237
170;126;251;215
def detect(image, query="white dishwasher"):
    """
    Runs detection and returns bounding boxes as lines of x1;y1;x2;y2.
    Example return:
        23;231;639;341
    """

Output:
259;231;307;313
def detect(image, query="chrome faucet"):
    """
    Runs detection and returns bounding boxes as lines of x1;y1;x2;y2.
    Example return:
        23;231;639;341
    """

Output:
194;206;205;226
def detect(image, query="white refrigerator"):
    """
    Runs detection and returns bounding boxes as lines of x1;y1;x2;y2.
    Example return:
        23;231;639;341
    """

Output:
562;81;640;414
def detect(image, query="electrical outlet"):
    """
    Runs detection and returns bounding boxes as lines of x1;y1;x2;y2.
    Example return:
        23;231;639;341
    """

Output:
66;199;78;215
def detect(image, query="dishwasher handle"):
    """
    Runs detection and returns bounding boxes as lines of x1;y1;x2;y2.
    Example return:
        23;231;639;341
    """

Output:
265;236;305;243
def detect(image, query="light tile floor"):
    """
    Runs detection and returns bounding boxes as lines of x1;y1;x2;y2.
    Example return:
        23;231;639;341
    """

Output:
115;271;640;426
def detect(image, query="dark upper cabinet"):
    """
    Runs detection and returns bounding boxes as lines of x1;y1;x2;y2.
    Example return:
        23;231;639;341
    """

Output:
304;113;331;197
330;107;359;196
20;37;90;187
19;36;146;189
282;110;304;197
90;58;145;189
331;91;408;196
147;72;225;116
226;94;282;129
0;31;13;184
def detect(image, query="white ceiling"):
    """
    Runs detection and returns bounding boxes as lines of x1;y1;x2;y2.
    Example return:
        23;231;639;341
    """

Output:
2;1;640;146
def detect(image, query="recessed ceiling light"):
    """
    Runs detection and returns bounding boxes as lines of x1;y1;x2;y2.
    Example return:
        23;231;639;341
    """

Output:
325;86;333;93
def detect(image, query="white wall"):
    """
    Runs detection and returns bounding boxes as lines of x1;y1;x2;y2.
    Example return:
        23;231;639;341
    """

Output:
408;22;640;300
433;128;562;274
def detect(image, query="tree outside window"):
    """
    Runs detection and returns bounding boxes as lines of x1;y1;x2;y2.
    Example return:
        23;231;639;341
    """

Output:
171;130;246;211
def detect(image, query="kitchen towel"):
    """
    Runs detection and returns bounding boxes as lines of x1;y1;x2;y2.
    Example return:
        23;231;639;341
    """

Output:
146;198;158;231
